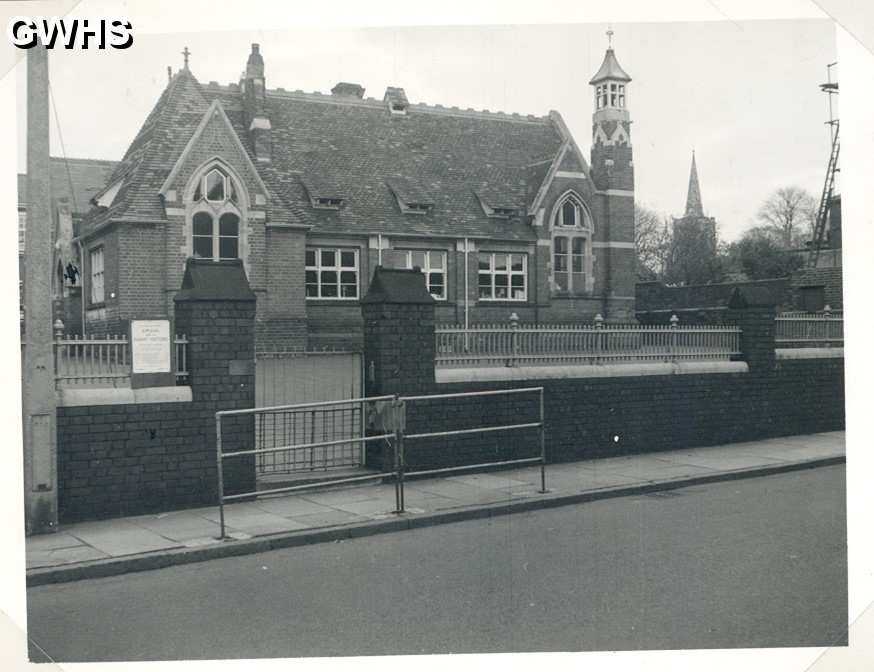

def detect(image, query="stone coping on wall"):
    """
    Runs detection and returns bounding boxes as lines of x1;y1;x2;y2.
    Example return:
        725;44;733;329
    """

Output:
57;386;192;408
775;348;844;360
435;360;749;384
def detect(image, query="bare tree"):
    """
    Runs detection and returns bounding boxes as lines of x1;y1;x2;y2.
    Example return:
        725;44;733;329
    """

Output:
634;203;670;281
756;186;817;249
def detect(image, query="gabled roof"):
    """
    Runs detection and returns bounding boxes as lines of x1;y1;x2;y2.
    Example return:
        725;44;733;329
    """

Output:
78;62;573;242
589;48;632;85
17;157;118;213
80;68;212;234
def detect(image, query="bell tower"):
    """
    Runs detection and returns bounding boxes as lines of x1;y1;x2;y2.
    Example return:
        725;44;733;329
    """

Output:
589;29;633;192
588;29;636;321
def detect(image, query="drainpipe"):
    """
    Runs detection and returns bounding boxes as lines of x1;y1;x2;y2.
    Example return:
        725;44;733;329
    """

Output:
377;233;383;267
463;237;470;332
76;238;85;334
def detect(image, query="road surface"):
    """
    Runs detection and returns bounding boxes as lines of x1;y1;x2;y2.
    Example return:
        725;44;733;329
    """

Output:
27;465;847;660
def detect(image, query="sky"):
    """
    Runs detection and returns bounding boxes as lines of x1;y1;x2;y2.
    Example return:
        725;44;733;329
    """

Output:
15;19;835;241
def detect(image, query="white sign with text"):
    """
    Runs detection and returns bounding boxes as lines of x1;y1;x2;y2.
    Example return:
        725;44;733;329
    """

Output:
131;320;171;374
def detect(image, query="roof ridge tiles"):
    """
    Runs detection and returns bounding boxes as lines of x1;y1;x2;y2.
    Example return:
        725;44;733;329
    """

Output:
263;85;548;123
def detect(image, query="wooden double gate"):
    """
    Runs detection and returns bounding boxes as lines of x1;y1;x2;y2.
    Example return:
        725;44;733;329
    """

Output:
254;351;363;475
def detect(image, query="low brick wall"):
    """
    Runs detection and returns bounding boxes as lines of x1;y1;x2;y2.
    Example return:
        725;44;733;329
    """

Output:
379;356;845;472
57;260;258;523
57;400;253;522
362;268;846;473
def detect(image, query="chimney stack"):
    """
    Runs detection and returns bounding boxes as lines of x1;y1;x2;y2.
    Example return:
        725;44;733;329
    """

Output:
331;82;365;99
242;43;271;162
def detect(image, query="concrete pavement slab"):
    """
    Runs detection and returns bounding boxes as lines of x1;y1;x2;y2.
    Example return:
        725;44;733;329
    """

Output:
298;487;383;506
288;510;369;528
666;452;788;471
446;473;533;489
126;513;222;542
26;545;109;569
199;509;296;530
254;495;336;517
580;460;719;482
69;522;182;557
330;498;400;517
229;518;310;537
25;532;87;552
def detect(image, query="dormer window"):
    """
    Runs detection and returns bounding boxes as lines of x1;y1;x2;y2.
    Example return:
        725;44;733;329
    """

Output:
301;175;344;210
475;189;518;219
387;178;433;215
315;197;343;210
384;86;409;116
94;179;123;208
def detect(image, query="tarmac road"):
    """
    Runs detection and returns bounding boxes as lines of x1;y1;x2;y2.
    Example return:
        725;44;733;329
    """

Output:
27;465;847;660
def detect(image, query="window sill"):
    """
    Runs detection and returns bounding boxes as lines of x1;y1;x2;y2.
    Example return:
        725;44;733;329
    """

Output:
306;298;361;306
477;299;529;305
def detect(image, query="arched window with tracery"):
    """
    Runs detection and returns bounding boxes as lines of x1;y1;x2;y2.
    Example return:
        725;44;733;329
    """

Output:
550;192;593;295
188;165;243;262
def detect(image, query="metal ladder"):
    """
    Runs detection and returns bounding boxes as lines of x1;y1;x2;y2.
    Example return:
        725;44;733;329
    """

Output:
809;122;840;268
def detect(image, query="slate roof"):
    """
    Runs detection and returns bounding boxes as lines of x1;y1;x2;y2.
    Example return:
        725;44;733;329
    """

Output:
79;64;568;242
17;157;118;213
589;48;632;85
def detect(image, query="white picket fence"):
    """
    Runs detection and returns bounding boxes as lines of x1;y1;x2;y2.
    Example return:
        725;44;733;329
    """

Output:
435;315;742;368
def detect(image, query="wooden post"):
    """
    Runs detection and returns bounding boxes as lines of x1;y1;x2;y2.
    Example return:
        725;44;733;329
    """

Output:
22;45;59;534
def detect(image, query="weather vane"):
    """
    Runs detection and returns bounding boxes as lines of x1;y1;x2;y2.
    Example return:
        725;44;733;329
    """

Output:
606;24;614;47
182;46;191;70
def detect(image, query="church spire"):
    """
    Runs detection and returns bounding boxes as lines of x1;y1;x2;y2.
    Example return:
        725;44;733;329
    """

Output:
685;151;704;217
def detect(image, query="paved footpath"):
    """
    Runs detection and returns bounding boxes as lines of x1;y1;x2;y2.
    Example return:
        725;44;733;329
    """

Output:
25;431;845;585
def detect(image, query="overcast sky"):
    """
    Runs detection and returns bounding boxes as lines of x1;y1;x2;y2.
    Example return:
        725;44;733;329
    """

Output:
16;19;835;241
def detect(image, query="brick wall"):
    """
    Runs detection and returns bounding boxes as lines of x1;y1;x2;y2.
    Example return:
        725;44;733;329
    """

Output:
786;267;844;311
57;274;257;523
363;293;845;472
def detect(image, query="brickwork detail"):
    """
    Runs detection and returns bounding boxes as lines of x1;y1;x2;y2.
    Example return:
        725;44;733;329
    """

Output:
363;301;844;472
57;296;257;523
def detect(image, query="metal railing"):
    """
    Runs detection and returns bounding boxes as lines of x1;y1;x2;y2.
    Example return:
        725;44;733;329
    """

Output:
436;314;742;368
213;387;546;538
215;394;401;538
254;398;365;474
775;308;843;347
398;387;546;513
53;332;190;387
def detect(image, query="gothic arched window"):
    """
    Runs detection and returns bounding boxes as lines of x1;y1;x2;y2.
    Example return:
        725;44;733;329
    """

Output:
189;165;243;262
551;193;592;295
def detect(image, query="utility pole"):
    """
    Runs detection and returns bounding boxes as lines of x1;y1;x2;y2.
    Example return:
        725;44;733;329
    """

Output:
23;45;58;534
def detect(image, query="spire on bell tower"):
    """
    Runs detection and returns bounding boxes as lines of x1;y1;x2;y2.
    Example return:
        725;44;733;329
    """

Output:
685;151;704;217
589;29;634;192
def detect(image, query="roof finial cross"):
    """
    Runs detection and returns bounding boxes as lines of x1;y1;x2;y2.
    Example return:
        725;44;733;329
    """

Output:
182;46;191;70
606;24;614;48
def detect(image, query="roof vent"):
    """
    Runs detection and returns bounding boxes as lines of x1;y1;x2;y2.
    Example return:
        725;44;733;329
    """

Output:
384;87;409;115
331;82;365;98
